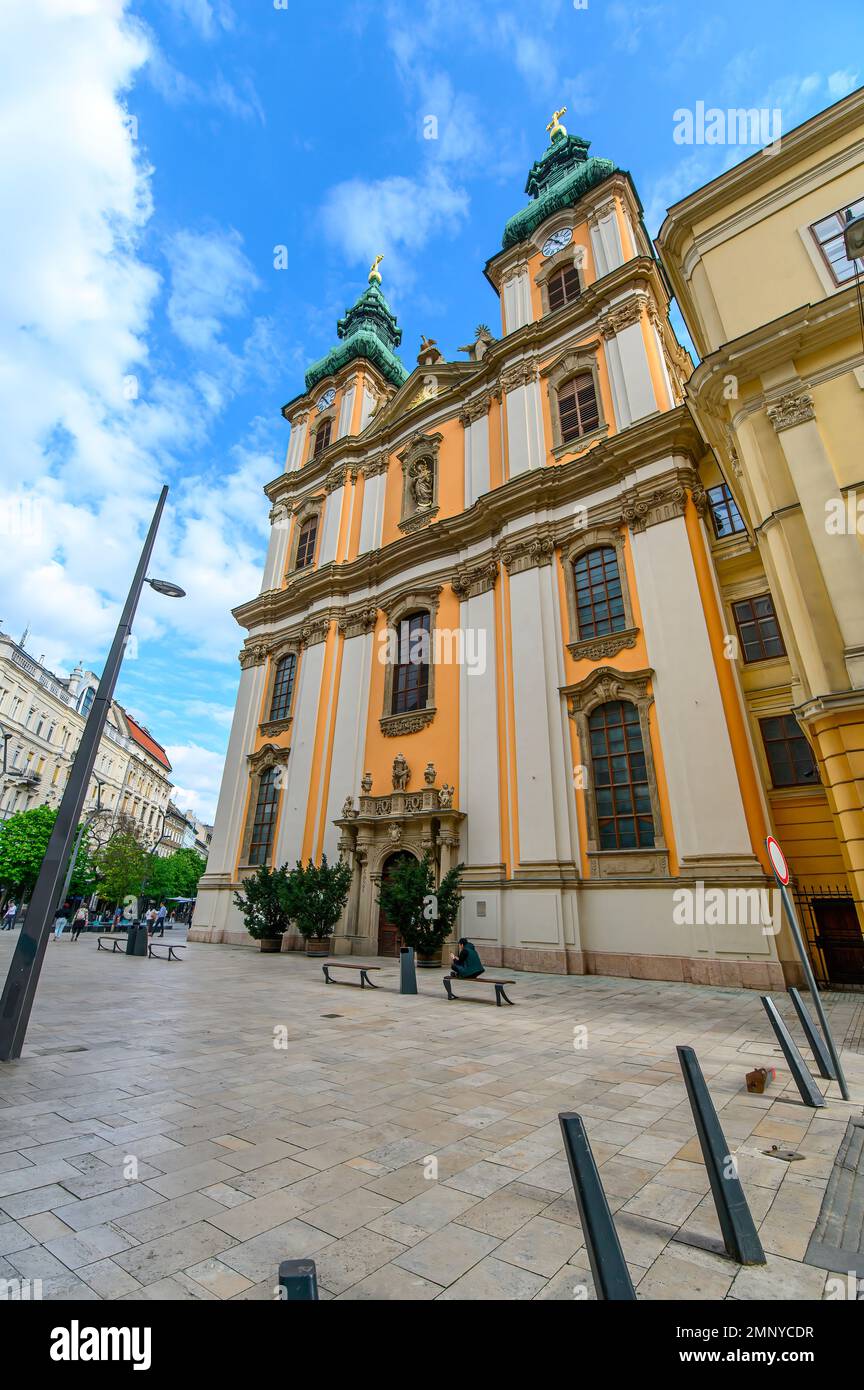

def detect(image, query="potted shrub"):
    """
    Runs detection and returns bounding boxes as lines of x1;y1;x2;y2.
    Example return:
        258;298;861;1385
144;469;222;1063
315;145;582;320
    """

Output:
233;865;291;953
284;855;352;957
377;854;464;967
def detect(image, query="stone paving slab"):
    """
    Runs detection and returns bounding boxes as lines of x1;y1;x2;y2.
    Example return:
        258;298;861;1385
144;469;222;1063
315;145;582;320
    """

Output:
0;933;861;1300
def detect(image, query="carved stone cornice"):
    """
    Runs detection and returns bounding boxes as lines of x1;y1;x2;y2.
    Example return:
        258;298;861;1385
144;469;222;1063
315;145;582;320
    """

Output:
500;358;539;392
451;559;499;601
564;665;655;721
379;586;442;625
459;395;495;428
246;742;290;774
360;452;390;479
379;709;437;738
337;604;379;639
598;295;648;339
566;629;639;663
766;391;815;433
501;260;529;285
258;716;293;737
324;464;349;493
621;472;698;533
299;615;331;648
398;506;439;535
238;640;270;670
268;502;291;525
500;530;555;575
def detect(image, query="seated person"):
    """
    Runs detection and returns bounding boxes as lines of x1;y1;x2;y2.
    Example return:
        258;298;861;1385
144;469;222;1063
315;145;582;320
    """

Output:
449;937;485;979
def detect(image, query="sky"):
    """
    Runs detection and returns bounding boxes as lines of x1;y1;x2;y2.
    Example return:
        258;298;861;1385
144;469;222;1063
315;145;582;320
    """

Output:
1;0;862;820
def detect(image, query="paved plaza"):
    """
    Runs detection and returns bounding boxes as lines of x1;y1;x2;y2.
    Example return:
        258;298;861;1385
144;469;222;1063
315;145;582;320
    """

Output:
0;932;862;1301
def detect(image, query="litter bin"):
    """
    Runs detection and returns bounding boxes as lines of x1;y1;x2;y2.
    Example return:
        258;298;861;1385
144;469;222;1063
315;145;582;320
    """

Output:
126;923;148;956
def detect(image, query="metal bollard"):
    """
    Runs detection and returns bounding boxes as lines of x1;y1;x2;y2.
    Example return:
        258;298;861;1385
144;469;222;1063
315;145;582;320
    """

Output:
278;1259;318;1301
788;987;836;1081
761;996;827;1108
676;1046;765;1266
399;946;417;995
559;1113;636;1300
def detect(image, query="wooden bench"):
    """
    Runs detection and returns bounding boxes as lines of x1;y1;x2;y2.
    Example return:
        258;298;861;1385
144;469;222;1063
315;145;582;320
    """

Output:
96;935;127;953
148;942;186;961
322;961;380;989
443;975;515;1006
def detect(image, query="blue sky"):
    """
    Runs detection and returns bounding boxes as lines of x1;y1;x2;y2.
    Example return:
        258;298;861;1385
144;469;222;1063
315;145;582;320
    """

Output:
1;0;861;817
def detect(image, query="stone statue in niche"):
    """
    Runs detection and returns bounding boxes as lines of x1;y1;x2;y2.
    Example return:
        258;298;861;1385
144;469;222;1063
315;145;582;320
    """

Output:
341;795;357;819
411;460;434;509
392;753;410;791
438;784;455;808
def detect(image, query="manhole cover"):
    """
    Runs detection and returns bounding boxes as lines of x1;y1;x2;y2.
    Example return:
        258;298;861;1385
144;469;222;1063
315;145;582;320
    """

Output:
763;1145;805;1162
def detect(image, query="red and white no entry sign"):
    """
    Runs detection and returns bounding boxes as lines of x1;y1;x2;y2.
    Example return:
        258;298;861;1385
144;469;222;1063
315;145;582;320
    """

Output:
766;836;790;885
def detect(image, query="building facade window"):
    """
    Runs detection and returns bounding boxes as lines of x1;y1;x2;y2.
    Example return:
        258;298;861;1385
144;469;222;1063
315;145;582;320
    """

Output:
760;715;819;787
707;482;746;538
573;547;626;641
295;515;319;570
269;653;297;722
248;767;279;865
559;372;600;442
312;417;332;458
79;688;95;716
810;198;864;285
547;263;581;312
589;700;655;850
391;612;430;715
733;594;786;662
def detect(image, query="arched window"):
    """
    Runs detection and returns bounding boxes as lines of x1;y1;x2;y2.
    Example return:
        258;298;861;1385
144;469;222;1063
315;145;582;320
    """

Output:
547;263;581;312
249;767;279;866
79;688;95;717
589;701;655;850
391;611;431;715
573;547;626;641
295;515;319;570
312;418;332;458
269;653;297;722
558;373;599;442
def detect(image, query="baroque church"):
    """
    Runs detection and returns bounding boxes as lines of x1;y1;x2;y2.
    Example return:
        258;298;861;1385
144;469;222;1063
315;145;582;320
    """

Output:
191;112;814;989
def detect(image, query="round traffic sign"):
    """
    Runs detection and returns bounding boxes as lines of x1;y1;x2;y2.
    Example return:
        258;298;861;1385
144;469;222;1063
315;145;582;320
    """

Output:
766;836;790;885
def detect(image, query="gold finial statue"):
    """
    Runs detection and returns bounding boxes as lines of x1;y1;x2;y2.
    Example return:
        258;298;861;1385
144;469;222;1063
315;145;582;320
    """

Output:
368;253;384;284
546;107;568;140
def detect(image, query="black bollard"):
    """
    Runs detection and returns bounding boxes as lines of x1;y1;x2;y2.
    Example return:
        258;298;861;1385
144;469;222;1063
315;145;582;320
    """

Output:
676;1046;765;1265
559;1113;636;1300
400;946;417;995
788;987;836;1081
760;996;827;1108
278;1259;318;1301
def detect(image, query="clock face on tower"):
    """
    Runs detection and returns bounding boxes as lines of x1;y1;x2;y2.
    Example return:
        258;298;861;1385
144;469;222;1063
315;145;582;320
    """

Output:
541;227;573;258
316;388;336;412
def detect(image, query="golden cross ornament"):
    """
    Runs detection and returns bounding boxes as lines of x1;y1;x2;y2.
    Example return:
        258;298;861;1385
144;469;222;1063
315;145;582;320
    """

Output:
546;107;568;138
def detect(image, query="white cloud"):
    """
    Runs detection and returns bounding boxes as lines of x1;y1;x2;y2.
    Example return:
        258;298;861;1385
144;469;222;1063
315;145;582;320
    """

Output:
161;0;235;41
606;2;666;55
828;70;859;100
166;228;260;352
164;742;226;821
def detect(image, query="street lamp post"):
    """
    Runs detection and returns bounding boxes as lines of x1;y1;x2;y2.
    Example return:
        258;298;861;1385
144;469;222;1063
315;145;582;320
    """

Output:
56;778;105;920
0;486;185;1061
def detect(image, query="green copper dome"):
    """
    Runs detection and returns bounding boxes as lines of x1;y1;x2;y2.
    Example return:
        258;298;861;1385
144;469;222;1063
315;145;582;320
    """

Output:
305;280;408;392
502;132;619;250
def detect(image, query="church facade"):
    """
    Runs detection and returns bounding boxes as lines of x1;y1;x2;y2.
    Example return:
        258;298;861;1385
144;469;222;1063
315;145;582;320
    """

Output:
192;115;804;989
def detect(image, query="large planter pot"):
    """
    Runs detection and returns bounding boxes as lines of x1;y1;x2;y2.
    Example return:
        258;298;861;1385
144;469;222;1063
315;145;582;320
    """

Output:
416;947;443;969
259;937;283;954
305;939;330;958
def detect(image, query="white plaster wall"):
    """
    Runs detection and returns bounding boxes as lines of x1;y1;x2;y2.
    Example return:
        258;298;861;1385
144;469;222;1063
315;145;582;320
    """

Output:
337;384;355;439
578;887;778;963
464;414;491;509
274;642;326;866
360;384;378;431
505;380;545;477
602;333;629;430
589;208;625;278
318;487;343;566
358;471;386;554
321;633;374;860
261;516;291;591
629;516;752;859
502;270;532;332
615;320;658;421
458;588;500;866
285;420;308;472
205;662;267;873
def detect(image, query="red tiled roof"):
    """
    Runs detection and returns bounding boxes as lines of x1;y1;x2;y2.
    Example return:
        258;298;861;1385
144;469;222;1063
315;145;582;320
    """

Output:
124;713;172;772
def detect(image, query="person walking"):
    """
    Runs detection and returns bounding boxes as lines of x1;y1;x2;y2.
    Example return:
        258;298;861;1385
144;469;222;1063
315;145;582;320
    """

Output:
70;904;88;941
1;900;17;930
154;903;167;937
145;906;158;933
52;904;69;940
112;906;122;933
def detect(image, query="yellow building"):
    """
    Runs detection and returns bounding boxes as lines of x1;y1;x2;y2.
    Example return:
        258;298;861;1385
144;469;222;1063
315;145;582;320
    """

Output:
658;86;864;987
191;112;821;989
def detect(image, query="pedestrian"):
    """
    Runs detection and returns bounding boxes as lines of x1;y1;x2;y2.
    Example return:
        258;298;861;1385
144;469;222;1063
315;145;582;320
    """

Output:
112;906;122;933
155;902;167;937
1;900;17;930
71;905;88;941
449;937;485;979
52;905;69;940
145;906;157;933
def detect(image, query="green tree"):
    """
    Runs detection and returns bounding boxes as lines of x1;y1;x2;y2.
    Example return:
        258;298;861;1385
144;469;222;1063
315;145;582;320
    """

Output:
233;864;292;941
171;848;206;898
0;805;94;899
377;854;464;957
284;855;352;942
93;832;149;907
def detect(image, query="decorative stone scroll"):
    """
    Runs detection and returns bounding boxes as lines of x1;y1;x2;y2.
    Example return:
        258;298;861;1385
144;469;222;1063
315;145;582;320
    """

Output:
238;640;269;670
299;615;331;648
500;531;555;576
499;358;539;392
598;295;648;339
766;391;815;433
459;395;495;428
451;558;499;601
337;604;379;640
